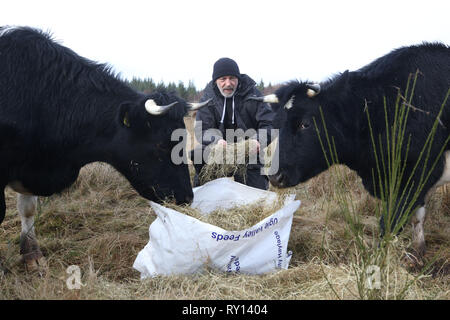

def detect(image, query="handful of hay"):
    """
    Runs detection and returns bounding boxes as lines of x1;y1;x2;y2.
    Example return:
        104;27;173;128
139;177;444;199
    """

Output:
199;139;260;184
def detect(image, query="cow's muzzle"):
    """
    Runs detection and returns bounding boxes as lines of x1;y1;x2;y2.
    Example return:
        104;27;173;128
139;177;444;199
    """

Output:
269;171;287;188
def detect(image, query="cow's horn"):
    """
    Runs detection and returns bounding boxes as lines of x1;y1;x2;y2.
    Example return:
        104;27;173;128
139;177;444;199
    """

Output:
187;98;212;111
306;83;321;98
246;94;279;103
145;99;178;115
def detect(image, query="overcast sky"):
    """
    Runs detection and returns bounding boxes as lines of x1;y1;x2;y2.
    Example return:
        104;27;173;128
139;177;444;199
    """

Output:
1;0;449;89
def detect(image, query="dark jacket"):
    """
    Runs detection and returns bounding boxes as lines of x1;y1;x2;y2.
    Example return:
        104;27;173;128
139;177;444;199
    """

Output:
195;74;275;147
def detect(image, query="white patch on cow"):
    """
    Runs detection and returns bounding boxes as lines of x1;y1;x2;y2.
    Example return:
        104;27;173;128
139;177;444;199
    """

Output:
434;150;450;188
284;95;295;110
411;206;426;255
409;151;450;257
415;206;426;222
17;194;38;235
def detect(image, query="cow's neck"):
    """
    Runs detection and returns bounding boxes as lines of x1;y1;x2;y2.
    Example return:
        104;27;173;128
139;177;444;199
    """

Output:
320;97;369;171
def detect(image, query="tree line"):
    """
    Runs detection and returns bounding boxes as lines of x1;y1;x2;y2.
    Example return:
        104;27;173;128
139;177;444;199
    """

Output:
126;78;276;102
126;77;201;101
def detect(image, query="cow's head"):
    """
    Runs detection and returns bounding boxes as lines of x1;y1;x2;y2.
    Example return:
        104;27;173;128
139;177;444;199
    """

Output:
111;92;210;204
248;81;332;188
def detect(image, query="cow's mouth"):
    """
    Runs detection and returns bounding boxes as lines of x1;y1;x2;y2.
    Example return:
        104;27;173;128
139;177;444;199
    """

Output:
268;171;294;188
138;185;193;205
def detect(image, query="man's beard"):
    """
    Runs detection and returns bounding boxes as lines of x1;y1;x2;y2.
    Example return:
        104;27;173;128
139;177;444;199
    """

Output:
218;86;237;98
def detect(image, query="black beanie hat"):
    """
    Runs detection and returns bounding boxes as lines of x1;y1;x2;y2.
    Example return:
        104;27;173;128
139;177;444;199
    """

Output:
212;58;240;82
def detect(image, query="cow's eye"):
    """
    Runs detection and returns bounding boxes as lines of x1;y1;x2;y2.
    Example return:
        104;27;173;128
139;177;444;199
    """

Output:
298;122;310;130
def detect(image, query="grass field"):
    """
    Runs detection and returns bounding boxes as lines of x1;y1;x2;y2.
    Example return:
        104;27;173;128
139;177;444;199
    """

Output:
0;115;448;300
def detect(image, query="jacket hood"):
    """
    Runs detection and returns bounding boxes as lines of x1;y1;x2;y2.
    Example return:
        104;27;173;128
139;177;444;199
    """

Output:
203;74;257;99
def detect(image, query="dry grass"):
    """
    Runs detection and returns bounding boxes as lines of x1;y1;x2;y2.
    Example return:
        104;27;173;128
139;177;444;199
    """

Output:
0;117;449;300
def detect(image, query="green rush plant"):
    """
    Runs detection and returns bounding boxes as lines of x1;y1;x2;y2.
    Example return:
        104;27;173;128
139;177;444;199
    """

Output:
315;73;450;299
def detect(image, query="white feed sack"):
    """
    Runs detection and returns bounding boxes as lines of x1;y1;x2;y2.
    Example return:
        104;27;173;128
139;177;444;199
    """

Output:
133;178;301;279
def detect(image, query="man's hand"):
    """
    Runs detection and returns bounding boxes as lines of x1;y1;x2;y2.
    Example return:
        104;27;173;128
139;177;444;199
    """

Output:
217;139;227;147
249;139;260;154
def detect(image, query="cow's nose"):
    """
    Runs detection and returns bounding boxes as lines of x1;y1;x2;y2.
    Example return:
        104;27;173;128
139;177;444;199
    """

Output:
269;172;285;187
184;194;193;204
175;193;193;205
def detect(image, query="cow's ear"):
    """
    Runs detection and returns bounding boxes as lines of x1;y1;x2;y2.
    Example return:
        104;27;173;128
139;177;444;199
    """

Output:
119;102;133;128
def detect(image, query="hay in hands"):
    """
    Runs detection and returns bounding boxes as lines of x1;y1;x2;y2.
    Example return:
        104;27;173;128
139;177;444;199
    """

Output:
199;139;260;185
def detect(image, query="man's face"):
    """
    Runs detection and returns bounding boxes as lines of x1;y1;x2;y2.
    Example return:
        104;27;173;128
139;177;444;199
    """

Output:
216;76;239;98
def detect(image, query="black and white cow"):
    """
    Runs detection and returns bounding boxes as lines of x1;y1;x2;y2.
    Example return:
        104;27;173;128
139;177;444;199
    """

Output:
250;43;450;258
0;26;208;271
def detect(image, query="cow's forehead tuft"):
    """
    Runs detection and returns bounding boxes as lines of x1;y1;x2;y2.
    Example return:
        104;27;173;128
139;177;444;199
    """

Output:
275;81;314;103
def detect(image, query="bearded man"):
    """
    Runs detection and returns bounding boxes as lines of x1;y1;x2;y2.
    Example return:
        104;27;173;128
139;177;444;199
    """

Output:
190;57;275;190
